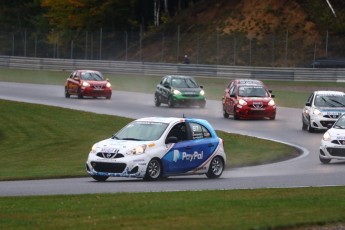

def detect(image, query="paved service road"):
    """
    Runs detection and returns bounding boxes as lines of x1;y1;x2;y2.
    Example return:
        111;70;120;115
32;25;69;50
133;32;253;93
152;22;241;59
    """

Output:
1;82;345;196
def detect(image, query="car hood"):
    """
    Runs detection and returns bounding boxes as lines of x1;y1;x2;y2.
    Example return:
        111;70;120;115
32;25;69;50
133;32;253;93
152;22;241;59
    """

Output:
240;97;273;103
328;128;345;137
175;87;202;93
94;138;155;154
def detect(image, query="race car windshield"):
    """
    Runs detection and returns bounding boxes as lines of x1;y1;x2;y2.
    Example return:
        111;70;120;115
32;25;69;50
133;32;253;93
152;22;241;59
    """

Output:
171;78;198;88
114;121;169;141
314;95;345;107
238;86;268;97
81;72;104;81
334;116;345;129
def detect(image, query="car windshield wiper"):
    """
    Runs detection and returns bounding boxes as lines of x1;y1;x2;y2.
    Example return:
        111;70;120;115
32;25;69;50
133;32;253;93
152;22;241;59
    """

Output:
121;138;142;141
334;124;345;129
111;135;119;139
328;98;345;107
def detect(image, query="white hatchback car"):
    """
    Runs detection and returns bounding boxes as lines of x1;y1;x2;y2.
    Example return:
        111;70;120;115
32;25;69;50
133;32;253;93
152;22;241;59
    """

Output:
302;91;345;132
320;113;345;164
86;117;226;181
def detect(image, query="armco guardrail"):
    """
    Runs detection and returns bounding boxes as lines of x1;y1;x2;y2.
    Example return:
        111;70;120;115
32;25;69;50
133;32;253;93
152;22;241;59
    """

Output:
1;55;345;82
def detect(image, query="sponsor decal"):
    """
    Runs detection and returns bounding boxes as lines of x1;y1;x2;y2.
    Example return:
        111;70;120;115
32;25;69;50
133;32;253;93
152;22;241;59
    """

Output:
173;150;203;162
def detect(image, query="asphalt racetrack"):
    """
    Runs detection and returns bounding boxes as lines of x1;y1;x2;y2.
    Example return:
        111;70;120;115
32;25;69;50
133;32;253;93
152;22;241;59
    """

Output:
1;82;345;196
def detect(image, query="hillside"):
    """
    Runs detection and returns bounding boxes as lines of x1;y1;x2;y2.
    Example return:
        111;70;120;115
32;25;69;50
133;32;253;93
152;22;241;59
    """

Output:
135;0;345;67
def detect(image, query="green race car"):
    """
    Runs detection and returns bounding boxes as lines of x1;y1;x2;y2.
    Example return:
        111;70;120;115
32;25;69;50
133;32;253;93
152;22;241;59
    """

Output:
154;75;206;108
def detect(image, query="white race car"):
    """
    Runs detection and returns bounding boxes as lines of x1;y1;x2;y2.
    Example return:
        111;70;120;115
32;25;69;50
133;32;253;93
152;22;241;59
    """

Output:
320;113;345;164
302;90;345;132
86;117;226;181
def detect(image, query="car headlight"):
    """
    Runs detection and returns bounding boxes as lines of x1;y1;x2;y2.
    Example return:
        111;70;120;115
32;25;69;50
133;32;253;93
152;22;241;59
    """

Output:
268;99;275;106
239;99;247;106
90;144;97;154
106;82;111;88
82;81;90;87
173;89;181;95
322;132;331;141
313;109;322;116
127;144;147;155
200;90;205;96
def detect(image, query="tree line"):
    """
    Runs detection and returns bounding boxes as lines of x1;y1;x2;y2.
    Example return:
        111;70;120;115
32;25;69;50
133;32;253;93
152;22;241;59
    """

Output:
0;0;201;33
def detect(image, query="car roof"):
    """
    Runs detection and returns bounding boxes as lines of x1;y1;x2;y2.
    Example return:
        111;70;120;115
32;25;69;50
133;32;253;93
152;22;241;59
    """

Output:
134;117;209;125
314;90;345;95
234;79;264;85
166;75;194;79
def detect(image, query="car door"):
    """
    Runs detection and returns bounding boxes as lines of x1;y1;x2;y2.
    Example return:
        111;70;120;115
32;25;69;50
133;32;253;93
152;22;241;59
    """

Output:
162;122;218;174
303;92;314;123
225;83;237;115
160;76;171;103
67;71;80;94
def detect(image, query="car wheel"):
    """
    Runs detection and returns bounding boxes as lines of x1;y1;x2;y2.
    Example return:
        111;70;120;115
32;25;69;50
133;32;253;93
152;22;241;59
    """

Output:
302;121;307;130
270;115;276;120
91;175;109;182
154;94;161;107
319;155;331;164
206;156;224;179
223;109;229;118
144;158;162;181
77;88;83;99
199;102;206;108
106;95;111;99
233;108;239;120
307;120;314;133
65;87;70;98
168;97;174;108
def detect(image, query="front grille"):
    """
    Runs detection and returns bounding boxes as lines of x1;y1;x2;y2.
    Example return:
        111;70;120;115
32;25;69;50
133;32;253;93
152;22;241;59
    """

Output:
326;148;345;157
91;162;126;173
96;152;124;159
331;140;345;145
324;114;340;119
92;84;104;90
320;120;335;127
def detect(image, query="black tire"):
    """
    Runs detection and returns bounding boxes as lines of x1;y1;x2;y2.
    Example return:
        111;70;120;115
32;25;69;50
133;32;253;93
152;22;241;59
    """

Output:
65;87;70;98
168;97;174;108
307;120;314;133
144;158;162;181
106;95;111;99
319;155;331;164
223;109;229;118
233;108;239;120
154;94;161;107
77;88;83;99
302;121;307;130
270;115;276;120
206;156;224;179
92;175;109;182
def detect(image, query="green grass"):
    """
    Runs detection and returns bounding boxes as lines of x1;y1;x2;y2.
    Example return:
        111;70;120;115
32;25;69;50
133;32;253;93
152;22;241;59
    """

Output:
0;99;296;180
2;67;345;108
1;187;345;230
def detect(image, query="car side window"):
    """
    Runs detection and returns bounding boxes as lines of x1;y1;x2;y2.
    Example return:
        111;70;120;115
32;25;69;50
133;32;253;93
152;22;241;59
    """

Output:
189;122;211;140
307;93;314;104
229;84;236;96
167;123;188;142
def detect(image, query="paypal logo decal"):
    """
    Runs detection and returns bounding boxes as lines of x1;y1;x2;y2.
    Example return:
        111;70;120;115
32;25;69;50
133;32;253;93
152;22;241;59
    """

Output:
173;150;203;162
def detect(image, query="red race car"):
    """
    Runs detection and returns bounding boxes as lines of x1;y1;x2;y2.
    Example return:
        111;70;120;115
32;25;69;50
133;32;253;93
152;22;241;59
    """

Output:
65;70;112;99
222;79;276;120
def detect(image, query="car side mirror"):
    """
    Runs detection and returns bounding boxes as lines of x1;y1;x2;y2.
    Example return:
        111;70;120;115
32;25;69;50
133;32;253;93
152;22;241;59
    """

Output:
163;83;170;88
230;94;236;98
306;102;311;106
269;89;272;93
271;94;275;98
200;85;203;89
165;136;178;144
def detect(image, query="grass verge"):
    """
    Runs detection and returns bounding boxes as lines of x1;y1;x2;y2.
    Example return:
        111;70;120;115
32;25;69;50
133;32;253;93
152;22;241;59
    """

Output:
1;187;345;230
